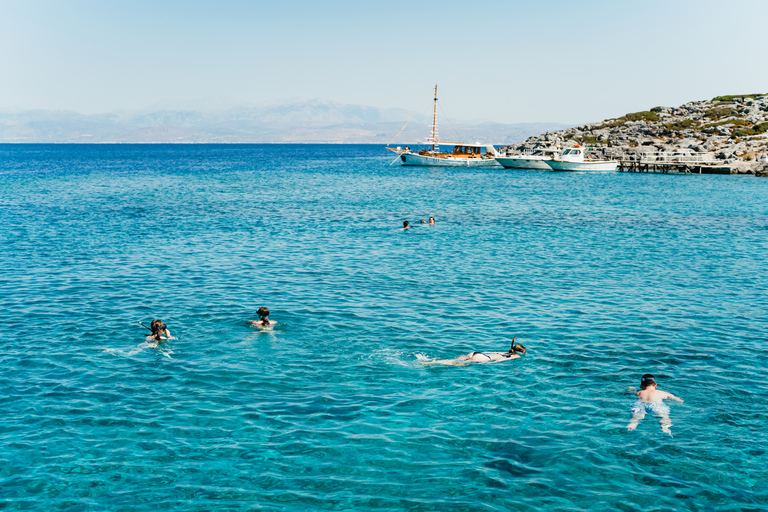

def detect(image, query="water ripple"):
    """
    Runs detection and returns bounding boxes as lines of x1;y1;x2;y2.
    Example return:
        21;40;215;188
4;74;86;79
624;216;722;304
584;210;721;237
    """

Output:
1;144;767;510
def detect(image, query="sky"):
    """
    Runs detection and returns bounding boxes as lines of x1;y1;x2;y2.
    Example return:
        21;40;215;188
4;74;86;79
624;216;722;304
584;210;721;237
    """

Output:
1;0;767;125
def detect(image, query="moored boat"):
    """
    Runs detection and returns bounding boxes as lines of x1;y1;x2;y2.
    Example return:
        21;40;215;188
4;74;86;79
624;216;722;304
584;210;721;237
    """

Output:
394;143;500;167
544;146;618;172
387;85;500;167
495;148;561;170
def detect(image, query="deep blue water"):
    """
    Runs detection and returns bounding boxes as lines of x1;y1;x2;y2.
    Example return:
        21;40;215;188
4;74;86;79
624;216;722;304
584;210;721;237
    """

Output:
1;143;767;511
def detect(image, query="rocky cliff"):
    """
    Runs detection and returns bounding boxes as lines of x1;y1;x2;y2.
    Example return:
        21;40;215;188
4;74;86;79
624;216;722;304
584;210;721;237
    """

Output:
502;94;768;166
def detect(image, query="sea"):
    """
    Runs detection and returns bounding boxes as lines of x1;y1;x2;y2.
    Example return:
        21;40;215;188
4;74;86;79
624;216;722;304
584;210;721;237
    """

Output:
1;143;766;511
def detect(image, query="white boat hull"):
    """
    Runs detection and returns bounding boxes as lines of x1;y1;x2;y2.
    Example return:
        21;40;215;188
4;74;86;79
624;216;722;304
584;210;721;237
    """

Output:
399;152;500;167
545;160;618;172
494;156;553;170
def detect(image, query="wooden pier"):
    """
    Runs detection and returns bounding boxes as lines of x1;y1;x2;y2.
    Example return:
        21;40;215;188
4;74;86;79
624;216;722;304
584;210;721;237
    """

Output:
616;161;734;175
587;149;750;175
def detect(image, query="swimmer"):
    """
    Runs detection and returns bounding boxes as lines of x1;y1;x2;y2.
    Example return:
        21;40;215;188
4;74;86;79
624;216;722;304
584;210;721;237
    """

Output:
144;319;172;341
250;306;276;328
627;374;683;437
403;221;410;230
424;339;526;366
420;220;427;224
429;217;435;225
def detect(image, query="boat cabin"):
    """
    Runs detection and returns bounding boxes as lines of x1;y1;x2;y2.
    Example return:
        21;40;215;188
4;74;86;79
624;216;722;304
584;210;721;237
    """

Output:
560;148;583;157
416;143;498;158
558;146;586;163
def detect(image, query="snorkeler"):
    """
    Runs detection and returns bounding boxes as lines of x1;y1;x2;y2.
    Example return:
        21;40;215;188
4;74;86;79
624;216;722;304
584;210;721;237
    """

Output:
627;374;684;437
423;339;526;366
250;306;276;328
141;319;172;341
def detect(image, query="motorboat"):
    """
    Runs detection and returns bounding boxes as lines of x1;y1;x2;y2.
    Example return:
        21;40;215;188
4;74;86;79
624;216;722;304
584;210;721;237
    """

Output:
386;85;500;167
544;146;618;172
495;148;561;169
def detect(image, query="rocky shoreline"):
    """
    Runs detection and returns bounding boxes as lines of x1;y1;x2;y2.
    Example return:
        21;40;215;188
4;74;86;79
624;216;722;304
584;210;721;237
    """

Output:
501;94;768;175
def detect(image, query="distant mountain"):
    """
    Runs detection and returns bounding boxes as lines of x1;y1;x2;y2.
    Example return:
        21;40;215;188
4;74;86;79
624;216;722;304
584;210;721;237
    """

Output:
0;100;570;144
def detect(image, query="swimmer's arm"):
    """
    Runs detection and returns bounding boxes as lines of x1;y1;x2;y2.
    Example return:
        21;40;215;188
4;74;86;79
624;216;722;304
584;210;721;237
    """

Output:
488;354;521;363
663;391;683;402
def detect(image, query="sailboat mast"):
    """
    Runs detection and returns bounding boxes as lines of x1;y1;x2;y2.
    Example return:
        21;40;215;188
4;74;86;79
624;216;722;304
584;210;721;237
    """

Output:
432;84;437;153
431;85;438;153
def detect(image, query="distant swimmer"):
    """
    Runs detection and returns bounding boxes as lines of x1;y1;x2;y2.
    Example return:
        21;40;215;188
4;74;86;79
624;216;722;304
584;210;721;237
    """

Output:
141;319;173;341
250;306;276;328
429;216;435;225
423;340;526;366
627;374;684;437
403;221;410;230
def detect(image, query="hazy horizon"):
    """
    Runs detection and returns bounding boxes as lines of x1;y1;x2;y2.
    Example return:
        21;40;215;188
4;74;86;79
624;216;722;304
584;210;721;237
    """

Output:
0;99;572;144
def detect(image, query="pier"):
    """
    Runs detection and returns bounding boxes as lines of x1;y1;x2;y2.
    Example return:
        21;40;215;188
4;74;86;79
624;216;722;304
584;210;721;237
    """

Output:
586;149;754;175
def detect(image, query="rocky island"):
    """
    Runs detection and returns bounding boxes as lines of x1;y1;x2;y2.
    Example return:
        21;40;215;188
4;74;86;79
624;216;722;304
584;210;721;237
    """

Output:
502;94;768;176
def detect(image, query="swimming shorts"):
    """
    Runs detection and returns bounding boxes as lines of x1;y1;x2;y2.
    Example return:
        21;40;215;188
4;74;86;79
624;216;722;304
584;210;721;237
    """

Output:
630;401;670;416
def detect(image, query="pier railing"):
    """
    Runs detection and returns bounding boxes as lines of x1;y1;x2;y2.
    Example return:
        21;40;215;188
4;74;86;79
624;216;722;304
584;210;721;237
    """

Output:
592;150;716;164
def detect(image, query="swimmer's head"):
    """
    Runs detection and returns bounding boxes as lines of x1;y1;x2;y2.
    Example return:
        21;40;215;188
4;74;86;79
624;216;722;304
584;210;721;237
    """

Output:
257;307;270;319
403;221;409;228
510;340;526;355
429;217;435;225
150;319;167;334
640;374;656;389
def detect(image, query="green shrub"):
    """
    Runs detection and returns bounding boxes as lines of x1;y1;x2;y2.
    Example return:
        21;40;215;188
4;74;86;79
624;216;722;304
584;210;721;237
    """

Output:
704;107;735;120
650;106;664;113
732;122;768;138
625;111;659;122
702;119;751;129
712;93;767;101
665;119;696;131
593;110;658;130
576;136;602;145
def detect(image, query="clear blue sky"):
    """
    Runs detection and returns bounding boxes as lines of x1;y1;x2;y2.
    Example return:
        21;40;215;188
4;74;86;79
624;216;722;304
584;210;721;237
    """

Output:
1;0;766;124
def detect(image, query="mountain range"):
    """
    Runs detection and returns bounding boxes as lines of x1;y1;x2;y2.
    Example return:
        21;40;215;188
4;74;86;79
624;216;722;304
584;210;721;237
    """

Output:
0;99;569;144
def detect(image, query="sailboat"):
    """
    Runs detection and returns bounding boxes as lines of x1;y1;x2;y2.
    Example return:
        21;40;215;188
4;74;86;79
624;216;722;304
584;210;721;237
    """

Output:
386;85;500;167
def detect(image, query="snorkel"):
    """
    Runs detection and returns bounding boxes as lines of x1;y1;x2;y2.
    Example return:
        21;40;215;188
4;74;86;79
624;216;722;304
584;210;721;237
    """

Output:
141;319;169;340
509;337;526;355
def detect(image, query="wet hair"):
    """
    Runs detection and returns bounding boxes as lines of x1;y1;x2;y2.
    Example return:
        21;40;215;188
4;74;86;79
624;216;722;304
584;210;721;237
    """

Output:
257;306;270;326
509;338;526;355
403;221;409;228
640;374;656;390
150;319;167;337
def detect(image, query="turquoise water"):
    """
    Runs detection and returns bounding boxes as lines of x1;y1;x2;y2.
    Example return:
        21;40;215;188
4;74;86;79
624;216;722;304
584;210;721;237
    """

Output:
1;144;767;511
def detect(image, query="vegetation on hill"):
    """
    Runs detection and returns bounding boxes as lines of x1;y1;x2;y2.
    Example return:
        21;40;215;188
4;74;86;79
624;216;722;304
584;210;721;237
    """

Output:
712;94;767;102
732;122;768;138
595;111;659;130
